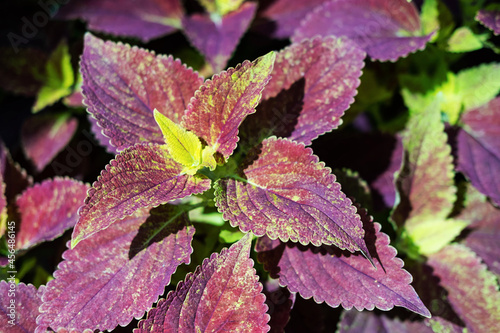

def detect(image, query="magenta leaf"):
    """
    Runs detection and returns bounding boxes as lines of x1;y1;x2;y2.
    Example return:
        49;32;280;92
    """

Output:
216;137;371;256
21;113;78;172
182;51;275;160
257;0;329;39
476;9;500;35
338;310;433;333
457;97;500;205
428;244;500;332
0;282;44;332
37;205;195;332
16;177;89;250
256;208;430;317
241;36;364;146
292;0;433;61
57;0;184;42
136;233;270;332
72;143;211;247
0;141;33;203
183;2;257;73
81;33;203;154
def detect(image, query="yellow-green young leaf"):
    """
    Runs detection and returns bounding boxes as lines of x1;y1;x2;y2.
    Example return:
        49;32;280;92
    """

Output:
32;41;74;113
196;0;244;16
447;26;488;52
154;109;215;175
420;0;439;41
405;218;468;256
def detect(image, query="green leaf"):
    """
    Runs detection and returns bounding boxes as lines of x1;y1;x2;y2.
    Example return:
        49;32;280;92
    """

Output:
32;41;74;113
420;0;440;41
154;109;216;175
197;0;245;17
447;27;488;52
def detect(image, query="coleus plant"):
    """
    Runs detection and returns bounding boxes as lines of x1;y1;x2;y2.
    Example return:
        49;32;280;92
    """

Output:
1;0;500;332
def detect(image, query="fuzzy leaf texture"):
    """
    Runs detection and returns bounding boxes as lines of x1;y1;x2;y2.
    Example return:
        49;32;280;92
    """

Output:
81;33;203;154
182;51;275;160
136;233;270;332
457;97;500;206
21;113;78;171
16;177;89;250
182;2;256;73
292;0;433;61
216;137;371;256
37;205;195;333
0;282;44;332
256;208;430;317
428;244;500;332
392;101;460;255
241;36;365;146
72;143;211;247
57;0;184;41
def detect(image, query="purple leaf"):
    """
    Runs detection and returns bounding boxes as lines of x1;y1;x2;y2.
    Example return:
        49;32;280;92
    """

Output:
216;137;371;255
37;205;195;333
338;310;433;333
264;279;295;333
241;36;365;146
476;9;500;35
256;209;430;317
21;113;78;172
182;51;275;160
457;97;500;205
72;143;211;247
292;0;433;61
57;0;184;42
81;33;203;154
16;177;89;250
257;0;328;39
182;2;257;73
0;282;44;332
428;244;500;332
0;141;33;203
136;233;270;332
457;186;500;229
392;102;456;228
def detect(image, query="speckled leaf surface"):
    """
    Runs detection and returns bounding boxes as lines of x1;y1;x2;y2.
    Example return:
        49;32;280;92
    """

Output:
392;102;456;228
242;36;364;146
428;244;500;332
72;143;211;247
292;0;433;61
81;33;203;154
457;97;500;205
182;51;275;159
338;310;433;333
256;210;430;317
16;177;89;250
216;137;370;255
37;205;195;333
0;282;44;332
21;113;78;172
476;9;500;35
183;2;256;73
57;0;184;42
136;233;270;332
257;0;328;38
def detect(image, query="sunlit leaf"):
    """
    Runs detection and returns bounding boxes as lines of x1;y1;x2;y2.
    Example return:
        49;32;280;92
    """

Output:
447;27;488;52
428;244;500;332
182;51;275;160
136;233;270;332
38;205;195;332
292;0;433;61
216;137;371;256
72;143;211;247
16;177;89;250
81;33;203;153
